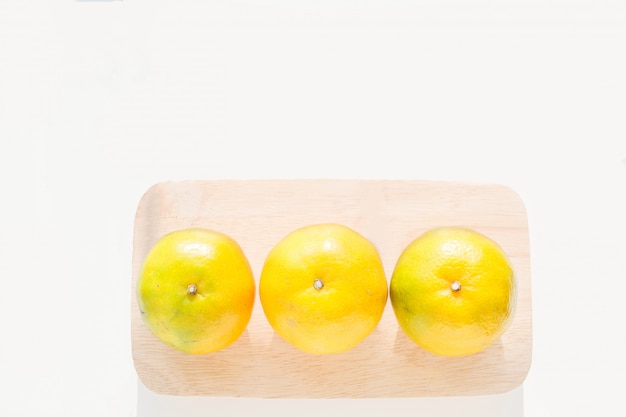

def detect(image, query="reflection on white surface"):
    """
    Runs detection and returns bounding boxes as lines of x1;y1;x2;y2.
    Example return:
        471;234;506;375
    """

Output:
137;378;523;417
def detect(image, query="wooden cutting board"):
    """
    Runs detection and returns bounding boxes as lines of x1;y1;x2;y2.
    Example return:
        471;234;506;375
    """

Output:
131;180;532;398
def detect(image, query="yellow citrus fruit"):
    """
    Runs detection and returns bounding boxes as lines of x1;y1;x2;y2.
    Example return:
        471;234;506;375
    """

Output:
137;228;255;354
259;223;388;355
390;226;516;357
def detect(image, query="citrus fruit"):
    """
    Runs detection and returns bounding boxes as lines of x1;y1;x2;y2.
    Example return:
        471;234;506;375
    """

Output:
390;226;516;357
259;223;388;355
136;228;255;354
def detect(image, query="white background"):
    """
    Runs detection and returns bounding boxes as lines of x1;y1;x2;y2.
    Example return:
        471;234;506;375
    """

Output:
1;1;625;416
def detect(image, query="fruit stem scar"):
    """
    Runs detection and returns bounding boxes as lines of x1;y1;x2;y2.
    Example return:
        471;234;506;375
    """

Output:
313;279;324;290
450;281;462;292
187;284;198;295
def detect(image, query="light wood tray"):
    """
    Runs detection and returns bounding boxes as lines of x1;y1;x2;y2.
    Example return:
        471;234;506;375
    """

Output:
131;180;532;398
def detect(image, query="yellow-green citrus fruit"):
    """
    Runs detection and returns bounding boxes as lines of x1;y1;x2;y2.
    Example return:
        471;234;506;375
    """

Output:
390;226;516;357
137;228;255;354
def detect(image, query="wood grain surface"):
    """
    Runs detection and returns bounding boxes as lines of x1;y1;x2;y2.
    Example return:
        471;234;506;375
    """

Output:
131;180;532;398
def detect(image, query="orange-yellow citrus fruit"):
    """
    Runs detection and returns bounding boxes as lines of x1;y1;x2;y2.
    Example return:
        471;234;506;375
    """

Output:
390;226;516;357
259;223;388;355
137;228;255;354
